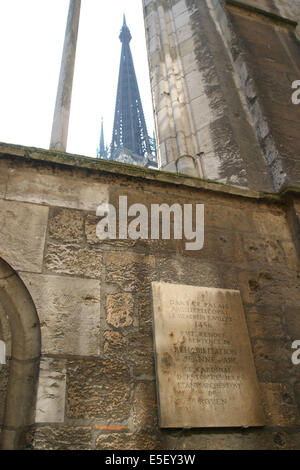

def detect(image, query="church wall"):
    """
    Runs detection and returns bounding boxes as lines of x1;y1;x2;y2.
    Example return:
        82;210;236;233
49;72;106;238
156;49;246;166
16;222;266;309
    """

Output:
143;0;300;191
0;144;300;449
231;0;300;21
226;1;300;188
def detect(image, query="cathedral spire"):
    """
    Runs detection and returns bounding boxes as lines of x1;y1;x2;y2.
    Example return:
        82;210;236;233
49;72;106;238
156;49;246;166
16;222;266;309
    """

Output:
110;16;153;165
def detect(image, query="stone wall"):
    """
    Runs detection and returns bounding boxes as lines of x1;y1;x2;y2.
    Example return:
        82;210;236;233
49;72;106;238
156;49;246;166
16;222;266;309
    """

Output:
226;0;300;187
143;0;273;187
0;144;300;449
0;0;300;451
233;0;300;20
143;0;300;190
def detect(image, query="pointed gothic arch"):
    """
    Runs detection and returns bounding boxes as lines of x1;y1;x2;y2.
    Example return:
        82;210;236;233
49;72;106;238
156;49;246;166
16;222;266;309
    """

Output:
0;258;41;450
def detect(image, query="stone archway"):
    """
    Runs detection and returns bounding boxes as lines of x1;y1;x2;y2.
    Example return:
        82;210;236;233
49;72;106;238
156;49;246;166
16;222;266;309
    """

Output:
0;258;41;450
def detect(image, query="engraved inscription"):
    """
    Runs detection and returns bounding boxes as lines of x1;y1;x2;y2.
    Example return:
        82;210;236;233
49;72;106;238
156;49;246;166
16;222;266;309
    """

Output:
152;282;265;428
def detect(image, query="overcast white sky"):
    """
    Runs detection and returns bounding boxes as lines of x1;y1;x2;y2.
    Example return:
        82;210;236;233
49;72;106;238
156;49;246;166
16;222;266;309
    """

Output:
0;0;154;158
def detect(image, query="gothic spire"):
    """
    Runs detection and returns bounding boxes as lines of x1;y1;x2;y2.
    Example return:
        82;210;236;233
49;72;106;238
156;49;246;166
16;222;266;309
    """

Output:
110;16;152;165
97;117;106;159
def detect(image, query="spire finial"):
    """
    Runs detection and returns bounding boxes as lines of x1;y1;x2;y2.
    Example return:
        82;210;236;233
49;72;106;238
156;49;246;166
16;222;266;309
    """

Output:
119;14;131;43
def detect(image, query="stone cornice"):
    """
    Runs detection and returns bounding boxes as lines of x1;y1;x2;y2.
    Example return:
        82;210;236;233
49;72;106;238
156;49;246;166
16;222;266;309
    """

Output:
0;142;299;203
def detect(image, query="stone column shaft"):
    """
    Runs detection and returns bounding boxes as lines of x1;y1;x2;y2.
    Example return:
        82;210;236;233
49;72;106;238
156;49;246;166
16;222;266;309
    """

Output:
50;0;81;152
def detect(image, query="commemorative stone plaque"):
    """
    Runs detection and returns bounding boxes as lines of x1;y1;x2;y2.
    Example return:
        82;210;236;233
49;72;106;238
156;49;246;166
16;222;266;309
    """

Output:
151;282;265;428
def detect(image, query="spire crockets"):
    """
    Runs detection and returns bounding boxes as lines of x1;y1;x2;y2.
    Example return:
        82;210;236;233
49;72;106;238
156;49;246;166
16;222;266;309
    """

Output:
110;16;153;165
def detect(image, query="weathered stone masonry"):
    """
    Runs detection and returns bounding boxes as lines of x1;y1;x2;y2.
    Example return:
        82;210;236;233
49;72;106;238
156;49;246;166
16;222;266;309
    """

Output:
143;0;300;189
1;0;300;450
0;143;300;449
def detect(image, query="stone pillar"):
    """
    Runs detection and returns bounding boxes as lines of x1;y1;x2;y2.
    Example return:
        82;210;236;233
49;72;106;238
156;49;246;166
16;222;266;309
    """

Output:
142;0;278;190
50;0;81;152
143;0;205;177
143;0;243;181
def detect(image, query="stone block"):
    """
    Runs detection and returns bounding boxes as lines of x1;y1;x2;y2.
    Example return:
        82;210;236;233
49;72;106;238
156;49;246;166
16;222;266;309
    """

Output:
23;425;92;450
106;293;134;328
103;331;126;355
106;252;156;293
253;339;295;382
96;432;162;450
133;381;158;432
172;0;188;19
19;273;101;356
127;332;155;379
35;358;66;423
0;200;48;272
185;70;206;101
66;359;131;421
242;235;285;266
285;309;300;338
45;242;102;279
175;428;294;450
295;383;300;412
137;293;153;333
245;305;286;339
252;211;291;240
178;229;244;263
282;241;300;272
48;207;84;243
238;270;285;307
205;203;254;233
260;382;300;426
85;214;137;249
156;256;223;289
6;167;108;211
0;160;9;199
